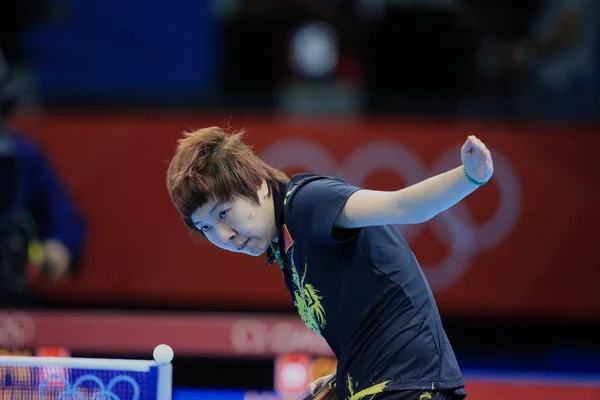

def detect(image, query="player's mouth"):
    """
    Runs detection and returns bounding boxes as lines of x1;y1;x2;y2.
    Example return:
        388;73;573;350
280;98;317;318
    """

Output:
237;239;249;251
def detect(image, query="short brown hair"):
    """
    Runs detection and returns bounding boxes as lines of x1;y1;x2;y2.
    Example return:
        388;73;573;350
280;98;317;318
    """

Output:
166;126;288;232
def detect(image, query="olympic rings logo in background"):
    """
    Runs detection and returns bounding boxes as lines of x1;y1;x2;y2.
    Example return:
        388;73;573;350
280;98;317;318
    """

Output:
262;139;521;292
38;374;141;400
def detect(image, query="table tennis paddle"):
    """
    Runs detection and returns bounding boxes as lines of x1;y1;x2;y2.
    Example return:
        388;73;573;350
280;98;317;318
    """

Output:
303;375;337;400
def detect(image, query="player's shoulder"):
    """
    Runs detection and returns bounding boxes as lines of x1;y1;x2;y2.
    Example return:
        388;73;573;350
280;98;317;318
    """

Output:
284;174;347;209
287;173;349;197
289;173;339;187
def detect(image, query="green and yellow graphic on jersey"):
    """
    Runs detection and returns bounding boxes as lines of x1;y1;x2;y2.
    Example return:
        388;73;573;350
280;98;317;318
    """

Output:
345;374;390;400
288;247;326;334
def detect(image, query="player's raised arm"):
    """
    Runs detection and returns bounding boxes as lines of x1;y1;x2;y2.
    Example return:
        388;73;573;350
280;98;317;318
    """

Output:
335;135;494;228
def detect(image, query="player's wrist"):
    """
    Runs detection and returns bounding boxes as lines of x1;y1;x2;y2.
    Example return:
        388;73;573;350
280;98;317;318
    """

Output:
463;166;488;186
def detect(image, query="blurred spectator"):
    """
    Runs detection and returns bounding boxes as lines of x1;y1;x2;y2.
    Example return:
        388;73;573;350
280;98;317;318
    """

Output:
454;0;540;118
467;0;599;120
0;58;85;308
503;0;599;119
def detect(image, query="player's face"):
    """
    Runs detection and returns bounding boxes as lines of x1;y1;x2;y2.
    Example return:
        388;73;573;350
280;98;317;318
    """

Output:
191;182;277;256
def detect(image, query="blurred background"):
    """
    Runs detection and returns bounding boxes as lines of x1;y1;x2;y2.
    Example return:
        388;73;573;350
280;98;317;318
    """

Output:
1;0;599;399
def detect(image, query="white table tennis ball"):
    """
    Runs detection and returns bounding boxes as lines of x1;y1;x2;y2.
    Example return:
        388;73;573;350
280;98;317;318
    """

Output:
153;344;174;364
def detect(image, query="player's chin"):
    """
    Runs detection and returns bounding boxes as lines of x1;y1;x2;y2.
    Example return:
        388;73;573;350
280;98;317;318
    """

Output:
245;244;268;257
246;248;267;257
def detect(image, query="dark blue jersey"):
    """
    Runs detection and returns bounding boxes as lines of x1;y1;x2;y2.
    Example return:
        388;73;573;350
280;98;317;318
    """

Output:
268;174;465;399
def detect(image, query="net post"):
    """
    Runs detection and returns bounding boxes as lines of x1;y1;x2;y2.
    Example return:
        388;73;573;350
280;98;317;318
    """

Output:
152;344;174;399
156;363;173;400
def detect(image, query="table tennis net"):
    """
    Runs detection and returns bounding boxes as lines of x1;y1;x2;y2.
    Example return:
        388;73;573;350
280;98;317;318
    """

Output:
0;355;162;400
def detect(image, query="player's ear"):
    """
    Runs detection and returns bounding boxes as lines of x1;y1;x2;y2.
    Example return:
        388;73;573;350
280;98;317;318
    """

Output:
258;180;270;202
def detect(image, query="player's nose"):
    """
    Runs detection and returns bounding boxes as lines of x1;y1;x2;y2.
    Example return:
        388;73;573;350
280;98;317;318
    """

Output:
217;225;235;244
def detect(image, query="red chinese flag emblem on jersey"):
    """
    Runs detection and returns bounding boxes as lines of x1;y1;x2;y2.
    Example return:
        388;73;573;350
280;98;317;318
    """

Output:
283;225;294;254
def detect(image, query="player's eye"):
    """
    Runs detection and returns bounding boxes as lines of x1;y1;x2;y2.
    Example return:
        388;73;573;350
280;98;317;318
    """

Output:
219;210;229;219
200;225;211;232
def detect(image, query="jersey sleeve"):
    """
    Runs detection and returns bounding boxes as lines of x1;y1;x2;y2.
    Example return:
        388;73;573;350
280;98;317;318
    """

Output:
287;177;361;246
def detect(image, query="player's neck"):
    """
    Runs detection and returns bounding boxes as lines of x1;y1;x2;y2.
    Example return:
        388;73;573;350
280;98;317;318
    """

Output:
269;180;289;244
269;200;279;243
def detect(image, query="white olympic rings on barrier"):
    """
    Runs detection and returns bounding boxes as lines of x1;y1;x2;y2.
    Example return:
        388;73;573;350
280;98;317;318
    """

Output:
261;139;521;292
38;374;140;400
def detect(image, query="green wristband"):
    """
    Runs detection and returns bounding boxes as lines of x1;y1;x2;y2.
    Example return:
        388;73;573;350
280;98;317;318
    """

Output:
463;167;487;186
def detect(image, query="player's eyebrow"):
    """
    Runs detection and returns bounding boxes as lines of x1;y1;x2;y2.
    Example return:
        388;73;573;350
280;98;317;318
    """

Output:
209;202;223;216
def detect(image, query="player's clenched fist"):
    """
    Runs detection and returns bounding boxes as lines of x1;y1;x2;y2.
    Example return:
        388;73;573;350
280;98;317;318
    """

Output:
461;135;494;183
